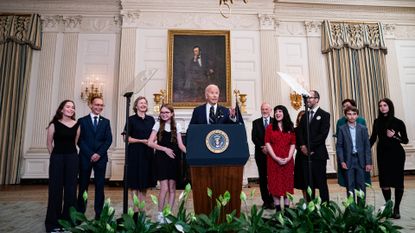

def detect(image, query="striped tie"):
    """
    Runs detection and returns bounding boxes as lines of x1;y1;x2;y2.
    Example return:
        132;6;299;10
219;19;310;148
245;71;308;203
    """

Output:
209;106;216;124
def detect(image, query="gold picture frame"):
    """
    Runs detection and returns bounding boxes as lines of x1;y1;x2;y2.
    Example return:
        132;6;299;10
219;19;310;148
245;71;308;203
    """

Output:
167;30;231;108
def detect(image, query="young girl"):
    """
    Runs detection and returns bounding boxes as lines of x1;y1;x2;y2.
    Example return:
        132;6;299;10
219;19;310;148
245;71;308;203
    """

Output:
148;104;186;222
45;100;80;232
265;105;296;211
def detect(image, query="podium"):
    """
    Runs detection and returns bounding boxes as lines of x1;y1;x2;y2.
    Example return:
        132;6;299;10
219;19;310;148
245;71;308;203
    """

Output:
186;124;249;218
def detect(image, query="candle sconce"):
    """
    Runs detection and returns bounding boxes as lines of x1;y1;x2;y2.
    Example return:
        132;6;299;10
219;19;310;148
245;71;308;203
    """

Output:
234;89;247;113
80;74;103;103
153;89;166;114
290;92;302;110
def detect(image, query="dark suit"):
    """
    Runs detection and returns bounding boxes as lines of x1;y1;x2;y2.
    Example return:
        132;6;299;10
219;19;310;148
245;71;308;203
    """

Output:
77;114;112;218
189;104;235;124
297;107;330;202
336;123;371;196
251;117;274;206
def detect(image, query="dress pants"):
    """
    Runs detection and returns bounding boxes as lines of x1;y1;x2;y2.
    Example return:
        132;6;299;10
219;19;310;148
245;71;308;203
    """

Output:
77;159;107;219
344;155;366;199
45;153;79;231
303;159;329;202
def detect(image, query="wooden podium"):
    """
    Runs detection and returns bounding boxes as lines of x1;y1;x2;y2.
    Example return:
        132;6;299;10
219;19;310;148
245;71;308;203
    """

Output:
186;124;249;218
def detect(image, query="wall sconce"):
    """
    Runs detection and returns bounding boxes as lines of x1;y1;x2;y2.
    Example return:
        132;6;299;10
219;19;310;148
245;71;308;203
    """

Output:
80;74;103;103
234;89;247;113
290;92;302;110
153;89;166;114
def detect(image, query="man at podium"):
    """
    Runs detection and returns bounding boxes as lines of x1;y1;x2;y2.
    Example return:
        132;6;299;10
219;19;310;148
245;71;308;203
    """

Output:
189;84;237;124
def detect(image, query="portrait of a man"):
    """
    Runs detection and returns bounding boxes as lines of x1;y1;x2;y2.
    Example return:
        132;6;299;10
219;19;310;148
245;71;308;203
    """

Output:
168;30;231;108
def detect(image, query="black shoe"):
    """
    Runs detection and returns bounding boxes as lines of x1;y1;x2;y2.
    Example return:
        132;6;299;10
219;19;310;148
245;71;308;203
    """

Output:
392;213;401;219
392;209;401;219
262;203;275;210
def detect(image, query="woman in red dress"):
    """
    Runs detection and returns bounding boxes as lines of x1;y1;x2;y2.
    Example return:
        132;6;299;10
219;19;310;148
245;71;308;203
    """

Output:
265;105;296;212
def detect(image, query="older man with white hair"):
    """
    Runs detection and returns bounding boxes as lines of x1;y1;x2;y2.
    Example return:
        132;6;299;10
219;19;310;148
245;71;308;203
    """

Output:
189;84;237;124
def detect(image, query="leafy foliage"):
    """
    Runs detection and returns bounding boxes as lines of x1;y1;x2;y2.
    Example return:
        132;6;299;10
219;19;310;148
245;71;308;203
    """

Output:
59;186;402;233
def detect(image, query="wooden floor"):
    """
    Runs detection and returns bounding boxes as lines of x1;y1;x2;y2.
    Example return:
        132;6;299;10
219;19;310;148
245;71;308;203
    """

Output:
1;177;415;232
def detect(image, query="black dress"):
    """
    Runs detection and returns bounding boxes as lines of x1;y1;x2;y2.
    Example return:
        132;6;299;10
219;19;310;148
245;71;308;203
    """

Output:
155;129;181;181
370;116;408;188
294;126;306;190
127;114;156;189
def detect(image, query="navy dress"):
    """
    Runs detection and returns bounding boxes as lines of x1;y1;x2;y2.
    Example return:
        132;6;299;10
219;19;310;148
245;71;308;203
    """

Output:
127;114;156;189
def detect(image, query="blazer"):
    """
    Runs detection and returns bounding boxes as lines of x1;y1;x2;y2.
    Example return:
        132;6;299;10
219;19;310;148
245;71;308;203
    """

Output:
251;117;274;153
297;107;331;160
336;123;372;169
78;114;113;165
189;104;234;124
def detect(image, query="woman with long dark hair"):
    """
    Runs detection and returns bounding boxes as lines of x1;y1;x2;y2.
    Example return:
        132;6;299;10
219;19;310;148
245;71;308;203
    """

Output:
148;104;186;222
265;105;296;211
45;100;80;232
370;98;408;219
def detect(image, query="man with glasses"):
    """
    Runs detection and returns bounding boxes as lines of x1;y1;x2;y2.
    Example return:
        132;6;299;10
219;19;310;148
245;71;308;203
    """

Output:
77;96;113;219
297;90;331;202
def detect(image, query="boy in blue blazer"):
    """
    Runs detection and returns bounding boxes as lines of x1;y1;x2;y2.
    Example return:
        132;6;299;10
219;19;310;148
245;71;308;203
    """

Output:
336;106;372;201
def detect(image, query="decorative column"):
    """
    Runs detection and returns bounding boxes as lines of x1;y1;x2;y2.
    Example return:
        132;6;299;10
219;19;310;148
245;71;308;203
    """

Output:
110;10;140;180
58;16;82;100
258;14;281;107
22;15;63;178
29;15;62;150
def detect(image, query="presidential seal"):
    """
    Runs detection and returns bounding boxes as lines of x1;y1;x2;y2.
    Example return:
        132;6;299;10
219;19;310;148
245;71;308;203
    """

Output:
205;130;229;154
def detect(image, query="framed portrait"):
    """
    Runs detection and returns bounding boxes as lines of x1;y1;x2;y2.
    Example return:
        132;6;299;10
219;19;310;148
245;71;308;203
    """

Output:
167;30;231;108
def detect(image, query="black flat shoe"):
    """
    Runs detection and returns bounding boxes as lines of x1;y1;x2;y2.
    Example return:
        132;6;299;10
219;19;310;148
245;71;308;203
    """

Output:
392;212;401;219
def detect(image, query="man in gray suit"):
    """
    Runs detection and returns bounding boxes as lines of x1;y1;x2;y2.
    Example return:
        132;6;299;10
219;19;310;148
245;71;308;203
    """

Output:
336;106;372;200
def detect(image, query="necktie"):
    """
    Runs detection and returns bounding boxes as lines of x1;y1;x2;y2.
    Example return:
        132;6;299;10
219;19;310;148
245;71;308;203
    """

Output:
93;116;98;129
264;118;269;128
309;110;314;123
209;106;216;124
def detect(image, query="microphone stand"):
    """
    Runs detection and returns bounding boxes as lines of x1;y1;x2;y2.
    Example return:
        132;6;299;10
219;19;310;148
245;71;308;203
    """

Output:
302;94;313;196
123;92;133;214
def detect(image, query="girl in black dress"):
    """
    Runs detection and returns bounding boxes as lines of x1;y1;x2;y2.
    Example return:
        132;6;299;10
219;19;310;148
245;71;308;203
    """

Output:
370;98;408;219
148;104;186;222
45;100;80;232
127;96;156;212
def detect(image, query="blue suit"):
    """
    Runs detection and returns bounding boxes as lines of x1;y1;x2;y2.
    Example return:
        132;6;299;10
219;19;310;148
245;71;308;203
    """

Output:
336;123;371;197
189;104;235;124
77;114;112;218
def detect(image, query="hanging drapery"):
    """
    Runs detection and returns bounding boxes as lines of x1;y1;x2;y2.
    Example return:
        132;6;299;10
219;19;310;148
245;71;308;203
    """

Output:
0;14;42;184
322;20;388;136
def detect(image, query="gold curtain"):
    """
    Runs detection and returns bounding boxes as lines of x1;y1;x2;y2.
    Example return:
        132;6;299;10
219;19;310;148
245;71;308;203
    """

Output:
322;20;388;175
0;14;42;184
322;20;388;135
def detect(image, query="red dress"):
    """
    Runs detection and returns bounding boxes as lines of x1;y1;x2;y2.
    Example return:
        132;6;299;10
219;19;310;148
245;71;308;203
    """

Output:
264;125;296;197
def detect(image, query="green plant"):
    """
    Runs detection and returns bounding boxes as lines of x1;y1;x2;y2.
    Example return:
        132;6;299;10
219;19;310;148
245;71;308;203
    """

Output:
59;185;403;233
59;193;118;233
